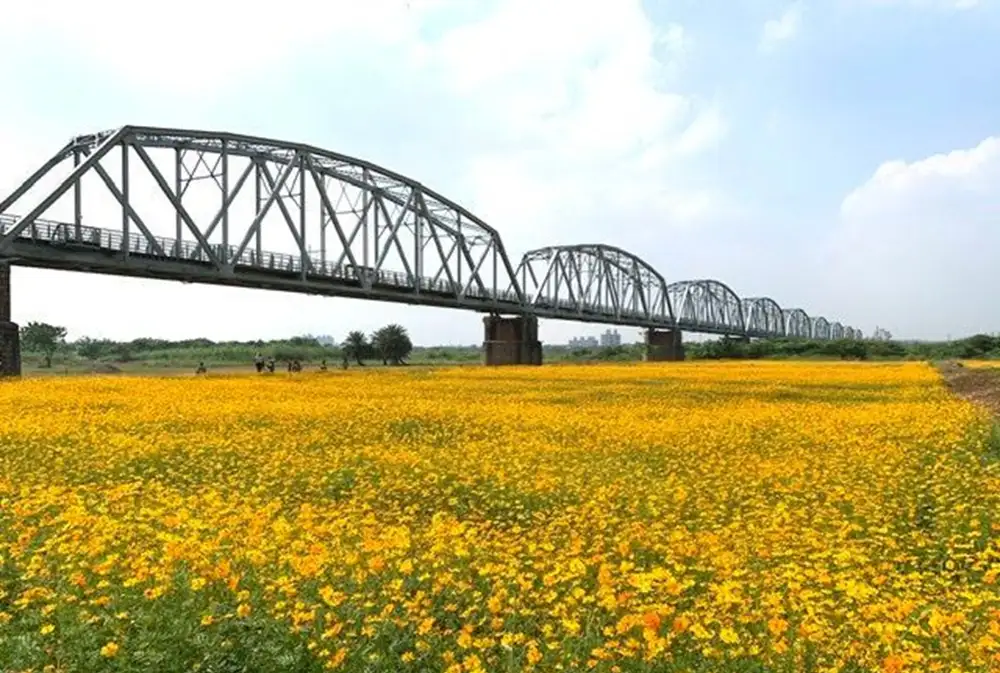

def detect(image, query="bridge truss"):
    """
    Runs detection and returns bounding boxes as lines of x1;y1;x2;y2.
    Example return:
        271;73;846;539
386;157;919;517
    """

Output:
514;244;673;325
0;125;861;340
783;309;811;339
0;126;525;312
666;280;746;335
742;297;785;338
811;317;832;341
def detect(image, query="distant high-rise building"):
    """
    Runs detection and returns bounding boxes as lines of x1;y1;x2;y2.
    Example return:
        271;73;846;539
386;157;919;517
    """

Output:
568;336;599;348
599;329;621;347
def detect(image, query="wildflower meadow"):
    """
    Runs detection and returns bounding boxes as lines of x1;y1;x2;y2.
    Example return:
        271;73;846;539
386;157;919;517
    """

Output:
1;361;999;672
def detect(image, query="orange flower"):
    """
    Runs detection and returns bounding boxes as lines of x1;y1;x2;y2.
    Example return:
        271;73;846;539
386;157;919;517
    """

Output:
883;654;905;673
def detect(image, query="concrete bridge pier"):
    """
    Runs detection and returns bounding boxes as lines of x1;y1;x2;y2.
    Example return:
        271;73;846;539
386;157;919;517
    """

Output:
0;263;21;377
645;327;685;361
482;314;543;366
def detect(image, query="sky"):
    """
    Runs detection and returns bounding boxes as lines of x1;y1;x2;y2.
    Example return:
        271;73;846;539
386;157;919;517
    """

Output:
0;0;998;345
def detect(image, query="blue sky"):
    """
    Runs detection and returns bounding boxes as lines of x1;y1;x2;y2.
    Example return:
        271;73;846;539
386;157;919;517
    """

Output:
0;0;998;344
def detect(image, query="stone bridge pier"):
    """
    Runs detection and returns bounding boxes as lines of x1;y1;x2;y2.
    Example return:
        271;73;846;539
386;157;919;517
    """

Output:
482;314;543;366
0;263;21;377
645;327;685;361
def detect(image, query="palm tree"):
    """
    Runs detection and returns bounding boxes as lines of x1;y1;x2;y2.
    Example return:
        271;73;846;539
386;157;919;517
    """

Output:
371;329;389;366
372;324;413;366
342;330;369;366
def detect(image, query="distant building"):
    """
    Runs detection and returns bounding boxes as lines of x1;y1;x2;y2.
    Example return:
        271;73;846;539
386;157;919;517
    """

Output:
599;329;621;347
567;330;621;348
315;334;337;346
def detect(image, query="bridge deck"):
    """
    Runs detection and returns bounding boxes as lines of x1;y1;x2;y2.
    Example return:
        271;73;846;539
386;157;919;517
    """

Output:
0;215;749;335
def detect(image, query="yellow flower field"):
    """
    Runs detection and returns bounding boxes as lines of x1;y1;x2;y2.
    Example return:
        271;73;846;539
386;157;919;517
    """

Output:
961;360;1000;369
1;361;999;672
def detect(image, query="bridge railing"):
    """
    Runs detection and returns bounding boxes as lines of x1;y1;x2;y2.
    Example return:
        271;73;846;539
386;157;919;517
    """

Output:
0;215;545;307
0;215;762;330
530;296;670;324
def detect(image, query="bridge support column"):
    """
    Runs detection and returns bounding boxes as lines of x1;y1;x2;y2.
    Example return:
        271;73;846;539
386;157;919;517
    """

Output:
482;315;543;366
645;328;684;361
0;263;21;378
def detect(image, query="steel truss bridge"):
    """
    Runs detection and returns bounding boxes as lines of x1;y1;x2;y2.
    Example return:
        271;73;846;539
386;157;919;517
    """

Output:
0;126;859;340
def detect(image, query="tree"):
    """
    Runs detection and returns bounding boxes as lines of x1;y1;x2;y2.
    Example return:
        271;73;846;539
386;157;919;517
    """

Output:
372;324;413;365
342;330;369;366
75;337;112;361
288;335;321;348
113;343;135;363
20;322;67;368
370;329;389;366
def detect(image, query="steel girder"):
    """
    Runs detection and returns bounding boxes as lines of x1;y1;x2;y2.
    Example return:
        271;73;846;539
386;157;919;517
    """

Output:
0;125;524;309
0;124;865;339
515;244;672;324
830;321;845;340
741;297;785;338
666;279;746;336
783;309;811;339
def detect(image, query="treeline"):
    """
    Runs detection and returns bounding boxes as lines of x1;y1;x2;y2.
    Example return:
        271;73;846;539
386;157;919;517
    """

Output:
548;334;1000;362
906;333;1000;360
18;321;415;368
686;338;880;360
20;317;1000;370
553;344;647;362
685;334;1000;361
65;333;337;365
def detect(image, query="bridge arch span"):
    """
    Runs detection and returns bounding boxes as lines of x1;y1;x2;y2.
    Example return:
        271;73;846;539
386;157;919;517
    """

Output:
516;244;673;324
782;309;810;339
0;125;526;308
811;316;831;340
667;279;745;335
741;297;785;338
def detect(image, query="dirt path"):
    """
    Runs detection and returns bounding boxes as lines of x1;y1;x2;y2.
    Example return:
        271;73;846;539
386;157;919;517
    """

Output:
939;361;1000;415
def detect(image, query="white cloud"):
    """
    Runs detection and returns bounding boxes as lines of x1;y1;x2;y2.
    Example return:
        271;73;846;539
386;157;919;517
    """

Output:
422;1;727;248
759;3;803;53
0;0;442;95
0;0;727;345
818;136;1000;340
